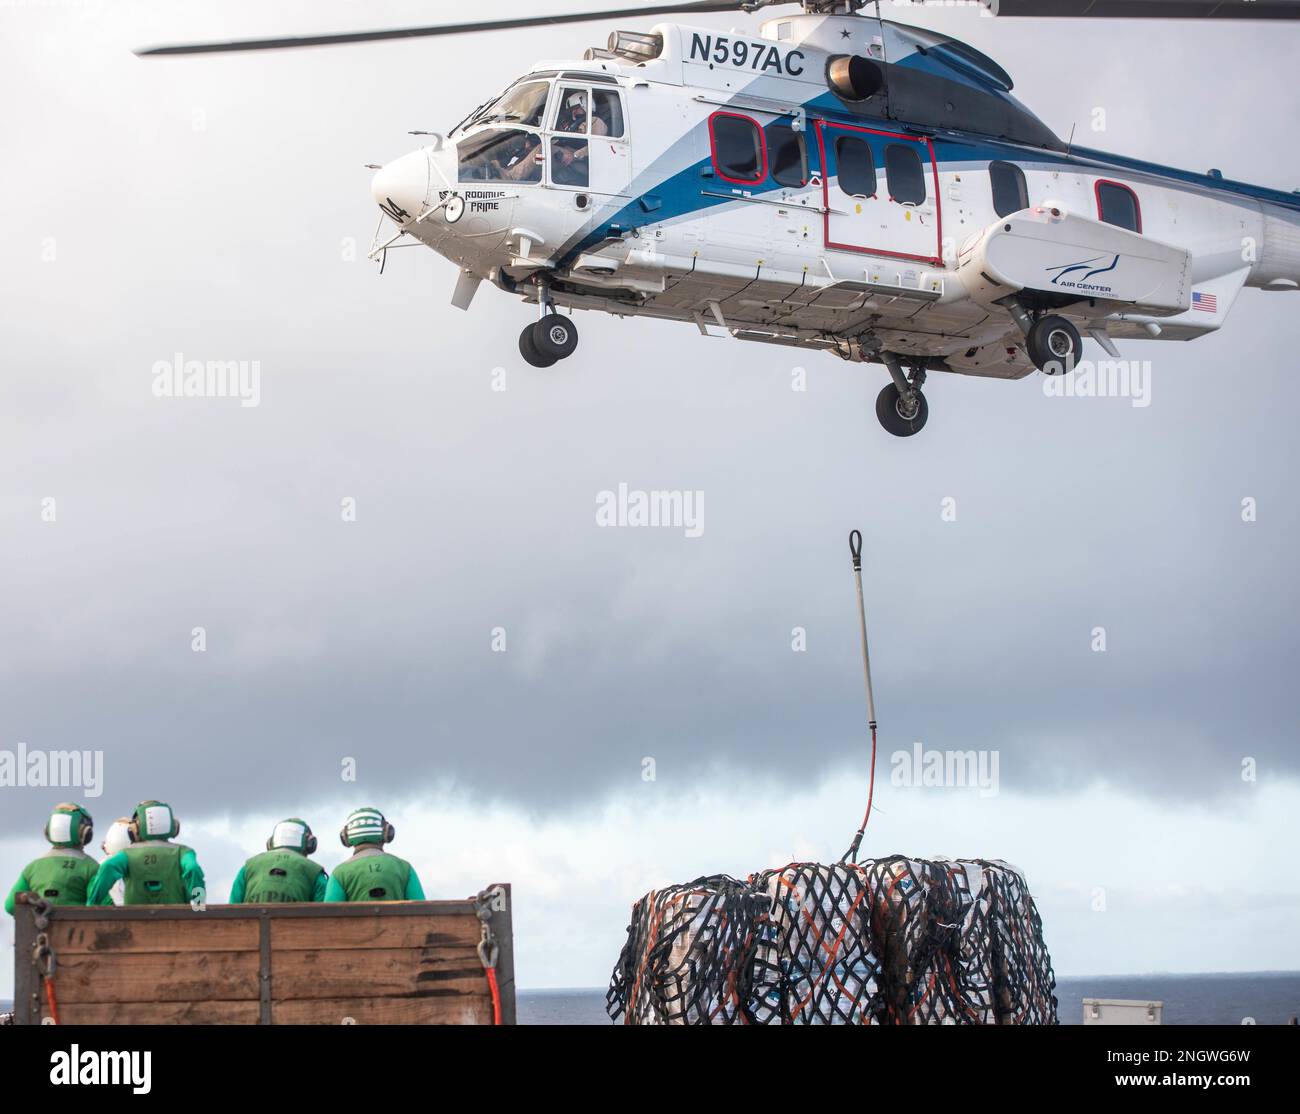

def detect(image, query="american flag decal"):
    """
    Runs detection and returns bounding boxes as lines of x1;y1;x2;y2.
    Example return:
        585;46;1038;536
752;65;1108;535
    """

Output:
1192;291;1218;313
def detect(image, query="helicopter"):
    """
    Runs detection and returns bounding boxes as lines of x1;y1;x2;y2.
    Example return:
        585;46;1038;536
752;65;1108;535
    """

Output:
139;0;1300;437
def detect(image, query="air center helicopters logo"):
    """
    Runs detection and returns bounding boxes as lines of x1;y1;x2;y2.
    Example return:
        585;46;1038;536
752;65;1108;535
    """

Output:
1046;253;1120;296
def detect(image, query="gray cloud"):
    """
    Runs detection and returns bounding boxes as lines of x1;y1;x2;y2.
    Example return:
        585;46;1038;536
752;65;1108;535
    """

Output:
3;3;1299;847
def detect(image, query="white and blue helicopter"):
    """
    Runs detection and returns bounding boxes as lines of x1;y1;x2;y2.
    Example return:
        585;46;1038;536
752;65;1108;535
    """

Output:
142;0;1300;436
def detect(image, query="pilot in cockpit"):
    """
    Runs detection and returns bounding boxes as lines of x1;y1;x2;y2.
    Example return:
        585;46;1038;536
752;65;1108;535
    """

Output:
556;90;610;137
494;131;542;182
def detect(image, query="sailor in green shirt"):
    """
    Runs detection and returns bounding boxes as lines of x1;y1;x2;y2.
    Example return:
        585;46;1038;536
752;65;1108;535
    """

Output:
324;807;425;902
229;818;328;903
4;803;99;915
87;800;206;906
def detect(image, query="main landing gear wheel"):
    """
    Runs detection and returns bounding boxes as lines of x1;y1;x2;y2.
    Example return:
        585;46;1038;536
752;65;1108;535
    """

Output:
1026;314;1082;374
518;313;578;368
876;382;929;437
533;313;579;360
518;324;557;368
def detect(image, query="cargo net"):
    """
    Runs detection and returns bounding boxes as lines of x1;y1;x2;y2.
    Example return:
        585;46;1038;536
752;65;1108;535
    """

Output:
607;857;1057;1025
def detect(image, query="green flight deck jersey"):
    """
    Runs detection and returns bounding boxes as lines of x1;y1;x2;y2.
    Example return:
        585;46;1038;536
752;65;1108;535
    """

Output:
87;842;206;906
4;849;98;914
325;848;424;902
230;849;327;903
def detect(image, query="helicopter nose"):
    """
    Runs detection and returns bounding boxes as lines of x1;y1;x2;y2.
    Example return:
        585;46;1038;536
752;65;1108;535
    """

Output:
370;150;430;221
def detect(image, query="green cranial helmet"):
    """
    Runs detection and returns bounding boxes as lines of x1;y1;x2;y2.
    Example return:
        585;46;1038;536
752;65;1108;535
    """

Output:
339;807;393;849
267;818;317;855
129;800;179;843
45;802;94;848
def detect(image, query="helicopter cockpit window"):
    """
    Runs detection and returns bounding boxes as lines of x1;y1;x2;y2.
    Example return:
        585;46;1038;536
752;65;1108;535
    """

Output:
474;81;551;130
834;136;876;197
555;88;591;134
989;160;1028;218
458;128;543;183
1097;180;1141;233
710;113;765;185
885;143;926;205
551;137;589;187
769;124;807;188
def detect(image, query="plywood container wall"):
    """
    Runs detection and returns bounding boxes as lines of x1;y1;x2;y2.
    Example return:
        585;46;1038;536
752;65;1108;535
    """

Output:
15;894;514;1026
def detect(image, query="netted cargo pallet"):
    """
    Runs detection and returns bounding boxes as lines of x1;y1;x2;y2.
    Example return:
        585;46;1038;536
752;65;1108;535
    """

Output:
608;857;1057;1025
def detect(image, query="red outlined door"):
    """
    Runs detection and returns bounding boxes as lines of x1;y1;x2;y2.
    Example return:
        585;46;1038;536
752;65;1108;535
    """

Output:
815;120;942;266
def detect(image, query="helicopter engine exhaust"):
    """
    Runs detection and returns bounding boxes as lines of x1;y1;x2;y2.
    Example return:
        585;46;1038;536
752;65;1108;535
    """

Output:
606;30;663;63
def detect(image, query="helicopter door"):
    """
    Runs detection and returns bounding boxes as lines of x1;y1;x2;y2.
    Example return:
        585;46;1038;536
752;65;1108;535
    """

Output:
816;121;942;266
549;84;631;197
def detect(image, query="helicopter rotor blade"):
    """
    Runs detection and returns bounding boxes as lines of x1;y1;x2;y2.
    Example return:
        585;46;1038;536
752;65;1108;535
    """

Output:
135;1;749;56
936;0;1300;17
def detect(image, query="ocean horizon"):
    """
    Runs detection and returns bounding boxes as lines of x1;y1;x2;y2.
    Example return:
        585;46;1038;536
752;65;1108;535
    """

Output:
520;970;1300;1025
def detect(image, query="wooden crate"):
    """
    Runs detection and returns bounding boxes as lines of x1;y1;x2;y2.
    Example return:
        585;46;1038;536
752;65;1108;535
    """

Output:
11;886;515;1025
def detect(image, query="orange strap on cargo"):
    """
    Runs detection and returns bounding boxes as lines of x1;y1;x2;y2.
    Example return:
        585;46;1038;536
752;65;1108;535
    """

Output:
43;976;61;1025
486;967;502;1026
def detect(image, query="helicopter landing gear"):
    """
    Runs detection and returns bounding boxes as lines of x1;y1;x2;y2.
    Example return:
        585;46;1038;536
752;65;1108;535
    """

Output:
518;315;578;367
876;354;929;437
519;275;579;367
1004;298;1082;375
518;322;557;368
1026;314;1082;375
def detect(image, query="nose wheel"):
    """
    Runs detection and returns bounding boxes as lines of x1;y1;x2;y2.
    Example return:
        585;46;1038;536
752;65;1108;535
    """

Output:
519;313;579;368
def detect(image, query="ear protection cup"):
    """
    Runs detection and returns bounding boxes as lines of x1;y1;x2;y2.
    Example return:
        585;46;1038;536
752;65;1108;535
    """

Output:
303;828;318;855
385;821;396;844
339;824;351;849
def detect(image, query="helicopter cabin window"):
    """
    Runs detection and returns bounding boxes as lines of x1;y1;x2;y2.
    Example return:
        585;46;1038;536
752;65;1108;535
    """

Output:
1096;180;1141;233
769;124;807;188
709;113;765;185
885;143;926;205
834;136;876;198
475;81;551;130
989;160;1028;218
458;128;543;184
592;89;624;138
550;87;592;186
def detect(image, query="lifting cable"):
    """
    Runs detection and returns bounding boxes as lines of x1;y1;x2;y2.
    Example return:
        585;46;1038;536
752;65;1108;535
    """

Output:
841;529;878;864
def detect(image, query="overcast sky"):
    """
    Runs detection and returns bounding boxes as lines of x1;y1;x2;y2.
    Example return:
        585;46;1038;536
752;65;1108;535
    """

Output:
2;1;1298;1000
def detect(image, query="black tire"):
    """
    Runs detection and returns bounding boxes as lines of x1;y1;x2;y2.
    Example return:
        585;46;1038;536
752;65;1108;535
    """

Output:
875;383;929;437
519;324;557;368
532;313;579;360
1026;314;1082;374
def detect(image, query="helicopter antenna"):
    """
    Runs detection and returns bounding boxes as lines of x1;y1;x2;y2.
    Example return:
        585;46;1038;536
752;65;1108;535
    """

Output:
1066;122;1077;158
